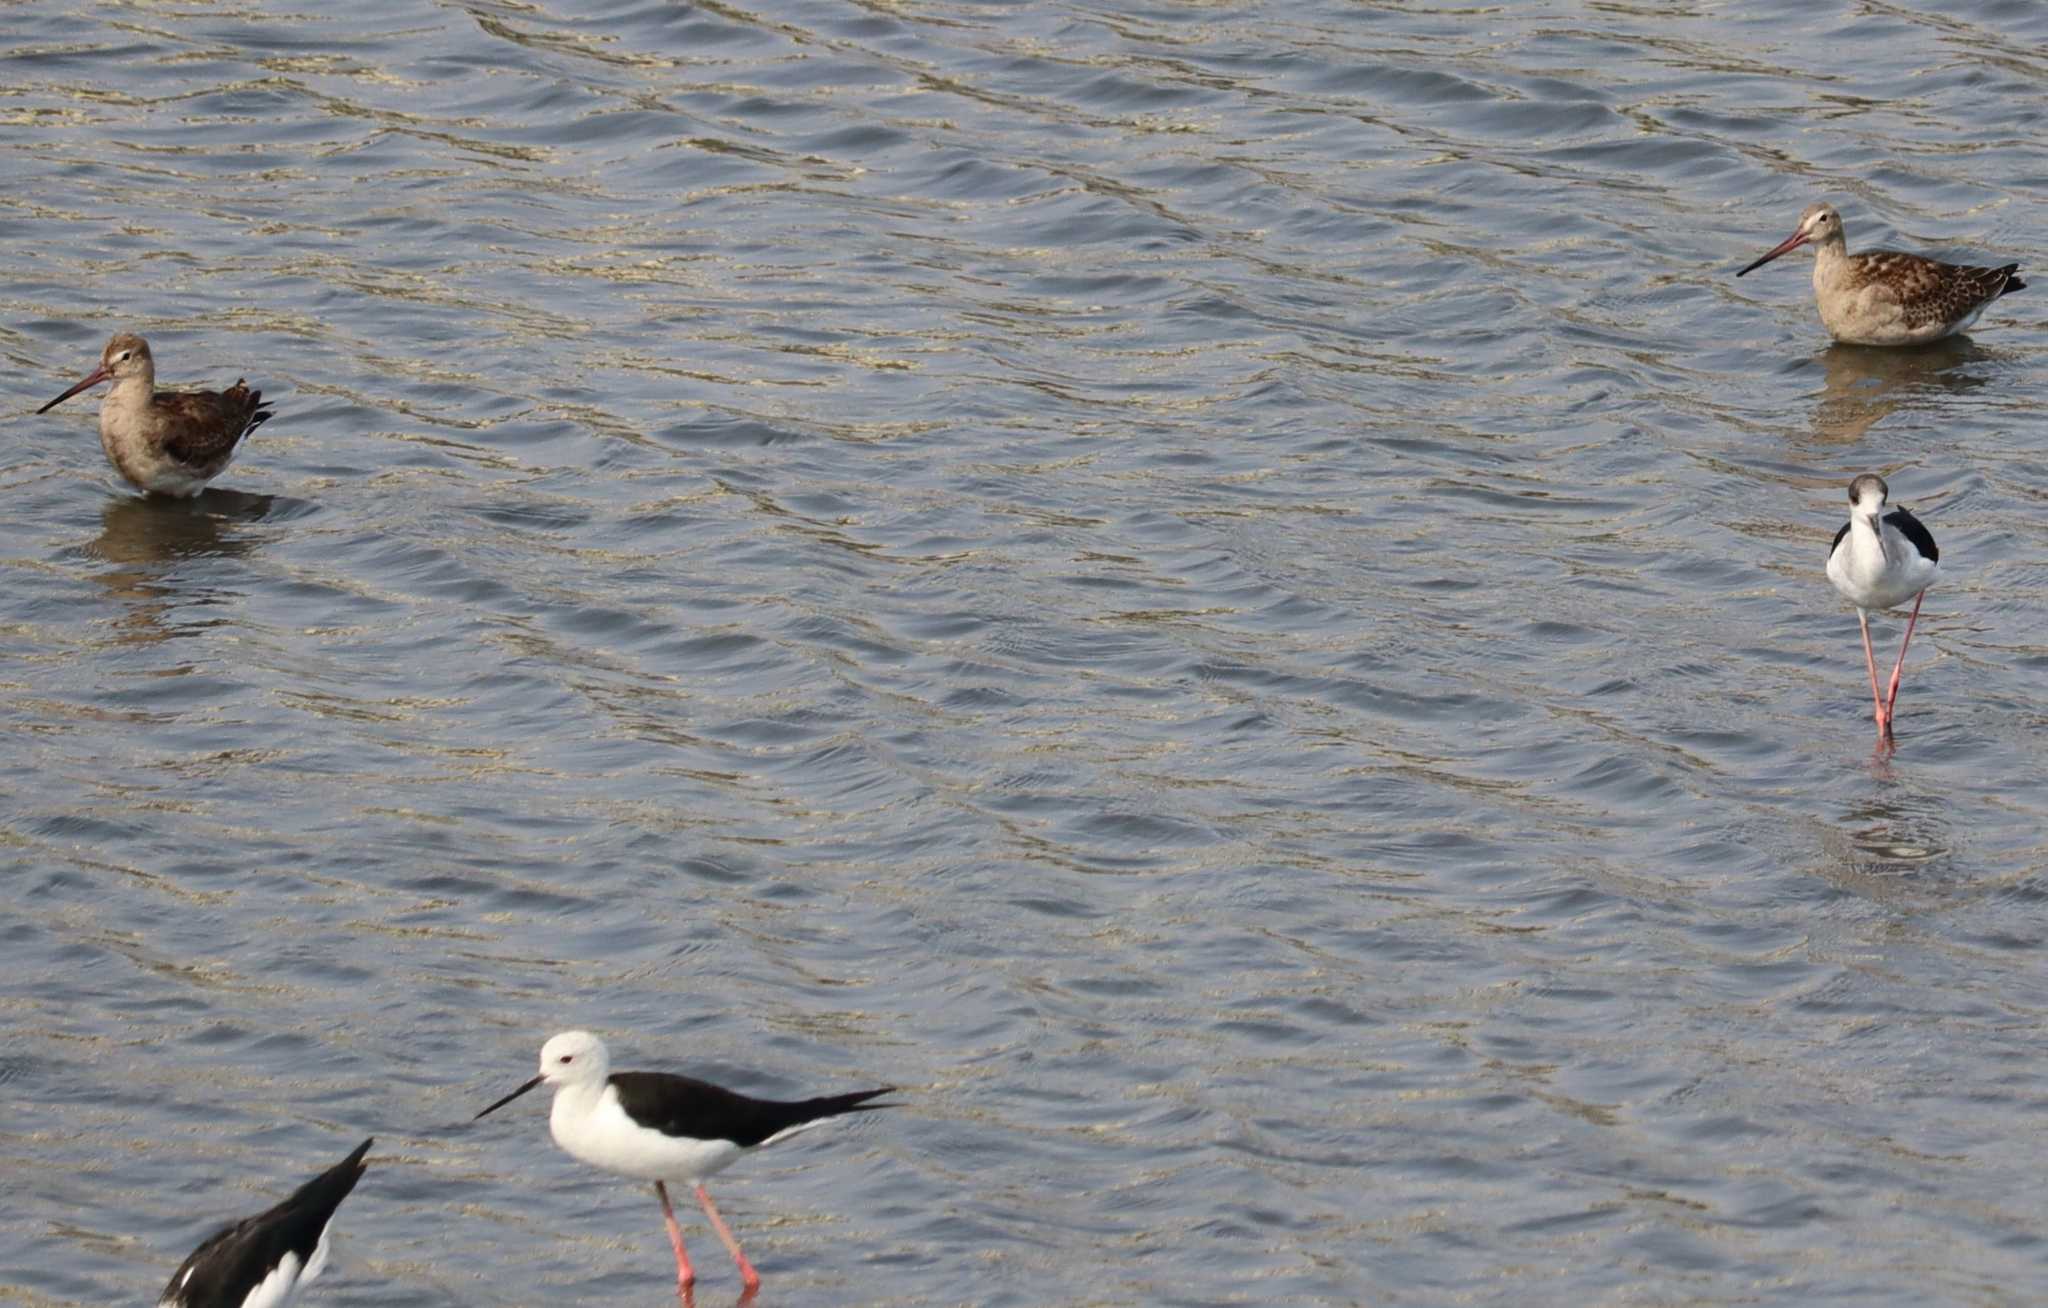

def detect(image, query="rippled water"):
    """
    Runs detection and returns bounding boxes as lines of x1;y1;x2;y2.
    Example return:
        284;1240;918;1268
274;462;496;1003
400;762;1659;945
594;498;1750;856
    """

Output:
5;1;2047;1304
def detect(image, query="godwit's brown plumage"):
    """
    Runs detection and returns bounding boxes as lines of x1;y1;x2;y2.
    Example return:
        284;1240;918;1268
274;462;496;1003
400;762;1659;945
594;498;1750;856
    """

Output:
1736;202;2023;346
37;333;272;496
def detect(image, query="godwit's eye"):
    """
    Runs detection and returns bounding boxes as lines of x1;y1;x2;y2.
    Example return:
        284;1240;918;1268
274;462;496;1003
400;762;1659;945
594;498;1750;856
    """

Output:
115;351;130;361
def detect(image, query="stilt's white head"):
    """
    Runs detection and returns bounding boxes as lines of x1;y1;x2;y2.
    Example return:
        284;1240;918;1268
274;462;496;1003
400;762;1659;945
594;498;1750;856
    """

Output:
474;1030;612;1121
1847;474;1889;517
538;1030;611;1088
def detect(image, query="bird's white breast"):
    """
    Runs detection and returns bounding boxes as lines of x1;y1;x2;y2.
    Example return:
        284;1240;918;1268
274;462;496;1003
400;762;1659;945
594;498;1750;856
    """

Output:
1828;519;1936;612
549;1084;744;1184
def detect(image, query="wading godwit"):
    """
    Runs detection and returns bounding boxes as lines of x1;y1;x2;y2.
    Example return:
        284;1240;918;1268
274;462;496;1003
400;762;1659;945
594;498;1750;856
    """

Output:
37;333;272;496
474;1030;894;1298
159;1138;372;1308
1737;203;2023;346
1826;475;1939;748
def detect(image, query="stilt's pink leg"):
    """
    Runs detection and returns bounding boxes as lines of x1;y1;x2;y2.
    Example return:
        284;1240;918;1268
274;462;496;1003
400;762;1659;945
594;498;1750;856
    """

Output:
694;1184;762;1294
1881;591;1926;737
1856;610;1888;738
656;1182;697;1296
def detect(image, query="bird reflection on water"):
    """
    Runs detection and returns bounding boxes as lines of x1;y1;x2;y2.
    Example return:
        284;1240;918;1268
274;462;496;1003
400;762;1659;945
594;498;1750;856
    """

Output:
84;490;286;645
1806;337;1999;446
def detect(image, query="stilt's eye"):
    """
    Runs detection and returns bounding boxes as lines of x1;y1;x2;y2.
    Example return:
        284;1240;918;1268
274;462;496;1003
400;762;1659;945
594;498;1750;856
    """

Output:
559;1055;574;1064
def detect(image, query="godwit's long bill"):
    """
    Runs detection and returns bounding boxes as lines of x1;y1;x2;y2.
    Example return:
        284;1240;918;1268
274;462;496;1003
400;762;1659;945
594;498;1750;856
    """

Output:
474;1030;895;1299
1737;203;2023;346
159;1138;372;1308
1826;475;1939;748
38;333;272;496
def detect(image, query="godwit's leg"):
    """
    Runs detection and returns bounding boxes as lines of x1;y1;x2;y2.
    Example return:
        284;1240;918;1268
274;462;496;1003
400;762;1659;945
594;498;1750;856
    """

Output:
1856;610;1887;736
1881;591;1927;737
693;1184;762;1294
656;1181;697;1296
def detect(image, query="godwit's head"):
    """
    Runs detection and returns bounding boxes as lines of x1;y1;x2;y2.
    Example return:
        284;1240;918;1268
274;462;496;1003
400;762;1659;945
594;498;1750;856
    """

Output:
1737;202;1844;277
36;332;155;414
101;332;154;384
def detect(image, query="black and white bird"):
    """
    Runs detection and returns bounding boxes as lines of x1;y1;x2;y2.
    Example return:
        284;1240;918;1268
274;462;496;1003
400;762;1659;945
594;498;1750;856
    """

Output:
158;1138;372;1308
473;1031;893;1298
1826;474;1939;746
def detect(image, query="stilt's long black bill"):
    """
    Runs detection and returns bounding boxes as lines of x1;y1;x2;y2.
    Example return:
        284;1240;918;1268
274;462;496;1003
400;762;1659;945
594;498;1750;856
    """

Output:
474;1074;545;1120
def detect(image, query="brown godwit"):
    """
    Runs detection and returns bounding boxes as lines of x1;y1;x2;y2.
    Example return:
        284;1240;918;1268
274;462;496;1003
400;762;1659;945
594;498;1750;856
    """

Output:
37;333;273;496
1737;203;2023;346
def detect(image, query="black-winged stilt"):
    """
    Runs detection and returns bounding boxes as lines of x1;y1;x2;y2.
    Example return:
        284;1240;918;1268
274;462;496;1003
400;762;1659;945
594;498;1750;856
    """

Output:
157;1137;371;1308
1826;474;1939;747
474;1030;893;1298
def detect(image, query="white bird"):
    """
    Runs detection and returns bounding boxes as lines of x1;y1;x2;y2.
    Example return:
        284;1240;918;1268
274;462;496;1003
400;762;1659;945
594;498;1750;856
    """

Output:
158;1138;371;1308
474;1030;893;1298
1826;474;1939;747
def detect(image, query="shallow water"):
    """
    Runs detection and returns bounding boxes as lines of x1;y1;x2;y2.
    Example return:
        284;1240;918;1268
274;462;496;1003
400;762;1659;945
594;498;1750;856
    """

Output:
3;1;2046;1304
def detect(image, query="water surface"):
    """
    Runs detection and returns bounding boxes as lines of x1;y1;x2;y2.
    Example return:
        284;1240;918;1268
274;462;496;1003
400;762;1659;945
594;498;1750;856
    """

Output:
3;2;2046;1304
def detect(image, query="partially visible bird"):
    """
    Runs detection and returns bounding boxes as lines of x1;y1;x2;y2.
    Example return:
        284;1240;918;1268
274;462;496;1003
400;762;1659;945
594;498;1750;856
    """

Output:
475;1030;893;1298
1737;203;2022;346
1826;474;1939;747
37;333;272;496
158;1137;372;1308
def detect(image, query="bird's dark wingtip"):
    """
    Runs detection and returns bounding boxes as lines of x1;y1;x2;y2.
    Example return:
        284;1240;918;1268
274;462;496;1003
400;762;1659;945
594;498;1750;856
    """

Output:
323;1138;375;1191
808;1087;899;1120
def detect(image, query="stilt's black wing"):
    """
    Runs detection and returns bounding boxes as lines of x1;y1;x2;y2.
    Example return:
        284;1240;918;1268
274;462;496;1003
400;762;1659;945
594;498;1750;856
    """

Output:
1884;506;1938;563
158;1139;372;1308
609;1073;894;1148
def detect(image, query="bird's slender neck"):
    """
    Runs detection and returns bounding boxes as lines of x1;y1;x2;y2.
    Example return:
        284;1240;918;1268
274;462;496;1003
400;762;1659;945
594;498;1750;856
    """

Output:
1849;508;1890;563
103;371;154;408
1811;231;1849;281
551;1076;607;1117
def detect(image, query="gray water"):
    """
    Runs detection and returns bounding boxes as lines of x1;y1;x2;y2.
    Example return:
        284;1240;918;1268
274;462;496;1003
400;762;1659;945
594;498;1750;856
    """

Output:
3;2;2046;1304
